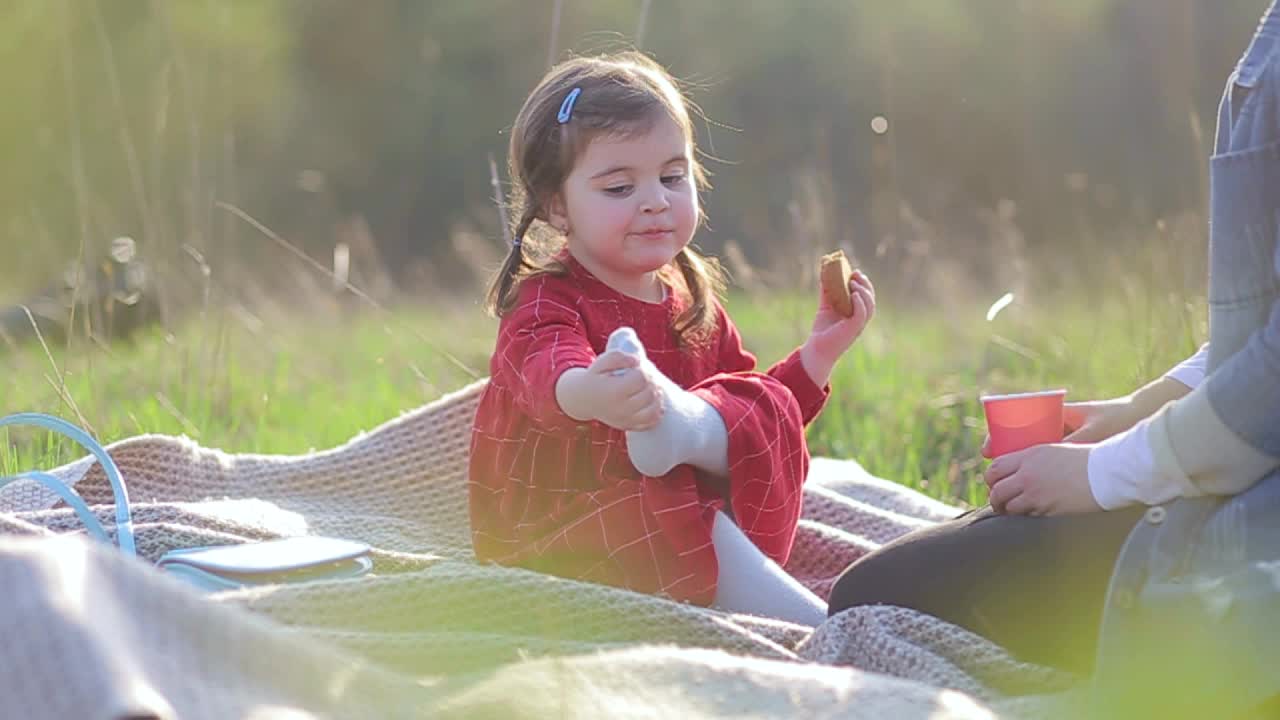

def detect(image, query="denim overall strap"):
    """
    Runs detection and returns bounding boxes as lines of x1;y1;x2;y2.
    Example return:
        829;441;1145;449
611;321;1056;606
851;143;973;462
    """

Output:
1206;7;1280;374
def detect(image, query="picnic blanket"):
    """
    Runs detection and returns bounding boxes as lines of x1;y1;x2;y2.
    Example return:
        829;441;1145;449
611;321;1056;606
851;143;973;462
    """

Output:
0;379;1084;719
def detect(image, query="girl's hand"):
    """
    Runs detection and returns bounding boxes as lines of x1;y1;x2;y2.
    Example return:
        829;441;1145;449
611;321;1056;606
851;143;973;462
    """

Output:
558;351;664;431
980;397;1144;458
800;270;876;387
984;443;1102;516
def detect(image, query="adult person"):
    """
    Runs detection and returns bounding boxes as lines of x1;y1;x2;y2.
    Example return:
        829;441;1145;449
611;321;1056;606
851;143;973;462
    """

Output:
828;3;1280;717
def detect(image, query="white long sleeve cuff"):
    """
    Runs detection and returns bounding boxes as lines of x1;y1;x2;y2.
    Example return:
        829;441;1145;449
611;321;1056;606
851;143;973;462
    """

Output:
1163;343;1209;390
1087;417;1201;509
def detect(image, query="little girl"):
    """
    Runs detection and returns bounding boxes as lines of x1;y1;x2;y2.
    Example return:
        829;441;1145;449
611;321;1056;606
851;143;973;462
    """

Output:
468;51;875;626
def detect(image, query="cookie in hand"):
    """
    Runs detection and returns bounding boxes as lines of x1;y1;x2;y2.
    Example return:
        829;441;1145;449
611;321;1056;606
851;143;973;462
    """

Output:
819;250;855;318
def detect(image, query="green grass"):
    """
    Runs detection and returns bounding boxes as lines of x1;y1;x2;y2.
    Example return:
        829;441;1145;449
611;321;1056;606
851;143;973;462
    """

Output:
0;287;1204;507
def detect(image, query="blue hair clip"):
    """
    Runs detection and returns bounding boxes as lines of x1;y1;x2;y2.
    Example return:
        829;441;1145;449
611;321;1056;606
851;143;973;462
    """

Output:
557;87;582;124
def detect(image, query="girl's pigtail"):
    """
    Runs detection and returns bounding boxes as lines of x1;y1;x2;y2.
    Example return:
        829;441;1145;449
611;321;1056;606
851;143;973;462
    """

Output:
485;209;539;317
672;247;726;347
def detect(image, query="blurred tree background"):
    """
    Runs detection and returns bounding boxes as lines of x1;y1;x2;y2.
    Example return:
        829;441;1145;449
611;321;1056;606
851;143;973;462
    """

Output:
0;0;1270;322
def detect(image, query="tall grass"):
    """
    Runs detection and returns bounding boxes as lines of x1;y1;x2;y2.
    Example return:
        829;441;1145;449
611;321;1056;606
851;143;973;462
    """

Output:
0;1;1211;508
1;266;1203;507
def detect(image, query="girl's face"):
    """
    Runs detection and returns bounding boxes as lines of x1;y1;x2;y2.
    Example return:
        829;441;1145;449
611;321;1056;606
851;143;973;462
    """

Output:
550;113;698;301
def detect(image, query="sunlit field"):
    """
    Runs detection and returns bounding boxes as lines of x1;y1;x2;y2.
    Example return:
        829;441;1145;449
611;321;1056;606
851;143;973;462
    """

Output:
2;267;1204;508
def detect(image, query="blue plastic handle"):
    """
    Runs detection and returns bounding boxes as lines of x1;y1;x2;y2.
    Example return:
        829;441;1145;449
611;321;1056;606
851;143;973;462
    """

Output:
0;413;135;556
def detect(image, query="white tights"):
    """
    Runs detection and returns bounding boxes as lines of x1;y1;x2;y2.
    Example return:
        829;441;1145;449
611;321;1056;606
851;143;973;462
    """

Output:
710;510;828;627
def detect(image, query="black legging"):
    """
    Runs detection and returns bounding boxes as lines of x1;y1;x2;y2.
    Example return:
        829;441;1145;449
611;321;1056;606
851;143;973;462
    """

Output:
826;505;1146;675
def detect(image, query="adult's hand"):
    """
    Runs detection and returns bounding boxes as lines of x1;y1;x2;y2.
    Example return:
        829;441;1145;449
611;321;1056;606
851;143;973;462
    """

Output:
980;385;1185;458
984;443;1102;516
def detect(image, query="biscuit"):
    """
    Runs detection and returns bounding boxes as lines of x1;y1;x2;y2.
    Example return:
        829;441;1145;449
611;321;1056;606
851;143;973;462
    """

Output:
819;250;855;318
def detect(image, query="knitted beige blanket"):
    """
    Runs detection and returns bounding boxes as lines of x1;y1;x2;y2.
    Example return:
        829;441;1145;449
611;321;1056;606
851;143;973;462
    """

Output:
0;380;1081;719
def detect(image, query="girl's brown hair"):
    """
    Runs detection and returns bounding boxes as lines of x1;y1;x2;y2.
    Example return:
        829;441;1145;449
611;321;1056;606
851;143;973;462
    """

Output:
484;51;725;346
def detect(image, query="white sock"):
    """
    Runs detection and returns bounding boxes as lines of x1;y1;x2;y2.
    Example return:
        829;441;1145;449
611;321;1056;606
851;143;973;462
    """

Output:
606;327;729;478
710;511;827;626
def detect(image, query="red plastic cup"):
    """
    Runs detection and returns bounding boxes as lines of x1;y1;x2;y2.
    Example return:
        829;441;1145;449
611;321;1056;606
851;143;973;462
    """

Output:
981;389;1067;457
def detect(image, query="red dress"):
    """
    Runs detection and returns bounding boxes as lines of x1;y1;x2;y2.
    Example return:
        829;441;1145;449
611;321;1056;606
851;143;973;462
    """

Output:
468;256;828;605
